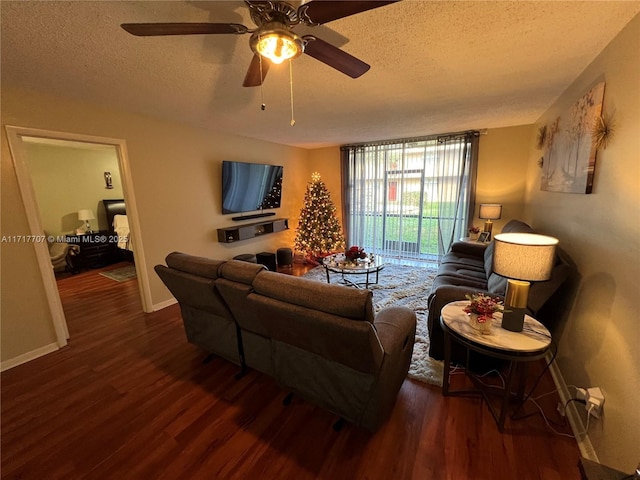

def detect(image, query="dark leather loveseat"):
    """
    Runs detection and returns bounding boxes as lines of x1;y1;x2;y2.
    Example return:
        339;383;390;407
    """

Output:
427;219;574;362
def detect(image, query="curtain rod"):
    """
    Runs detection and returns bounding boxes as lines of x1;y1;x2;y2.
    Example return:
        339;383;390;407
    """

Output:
341;129;485;150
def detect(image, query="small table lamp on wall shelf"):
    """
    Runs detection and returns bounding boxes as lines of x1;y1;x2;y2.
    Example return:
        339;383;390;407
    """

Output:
78;209;95;234
479;204;502;239
493;233;559;332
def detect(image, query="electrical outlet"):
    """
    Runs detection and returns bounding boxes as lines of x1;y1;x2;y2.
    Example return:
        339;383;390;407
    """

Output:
585;387;605;418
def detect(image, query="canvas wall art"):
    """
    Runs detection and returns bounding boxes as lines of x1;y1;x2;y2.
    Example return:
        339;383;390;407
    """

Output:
540;82;605;194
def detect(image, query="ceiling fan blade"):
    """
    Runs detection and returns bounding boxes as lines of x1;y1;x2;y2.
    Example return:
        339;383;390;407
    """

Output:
302;36;370;78
243;54;271;87
299;1;399;25
121;23;249;37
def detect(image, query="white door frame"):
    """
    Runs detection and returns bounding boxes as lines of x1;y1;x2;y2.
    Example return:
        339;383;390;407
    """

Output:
5;125;153;347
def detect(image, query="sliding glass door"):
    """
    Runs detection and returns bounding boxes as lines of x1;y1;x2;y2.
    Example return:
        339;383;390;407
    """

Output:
342;132;478;263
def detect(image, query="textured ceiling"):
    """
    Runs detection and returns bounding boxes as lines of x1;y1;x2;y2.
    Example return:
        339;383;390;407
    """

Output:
2;1;639;149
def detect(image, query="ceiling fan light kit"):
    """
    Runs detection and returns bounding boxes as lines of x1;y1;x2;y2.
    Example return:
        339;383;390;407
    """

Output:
250;24;304;64
121;0;399;120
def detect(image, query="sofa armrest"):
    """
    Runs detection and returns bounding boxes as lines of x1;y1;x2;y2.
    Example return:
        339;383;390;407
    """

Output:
360;306;416;432
450;241;489;257
373;306;416;355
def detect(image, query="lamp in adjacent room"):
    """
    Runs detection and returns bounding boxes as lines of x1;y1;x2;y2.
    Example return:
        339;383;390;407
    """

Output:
493;233;559;332
479;204;502;238
77;209;95;234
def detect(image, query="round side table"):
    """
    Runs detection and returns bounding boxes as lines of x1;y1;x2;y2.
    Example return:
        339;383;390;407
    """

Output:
440;300;552;432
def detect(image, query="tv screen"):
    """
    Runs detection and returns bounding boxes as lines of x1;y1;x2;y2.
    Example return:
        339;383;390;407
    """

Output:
222;160;283;214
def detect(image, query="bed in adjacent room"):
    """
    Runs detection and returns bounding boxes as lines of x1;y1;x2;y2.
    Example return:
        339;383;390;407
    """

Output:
102;199;134;263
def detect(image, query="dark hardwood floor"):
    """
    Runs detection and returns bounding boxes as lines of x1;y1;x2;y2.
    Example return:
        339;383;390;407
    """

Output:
1;262;582;479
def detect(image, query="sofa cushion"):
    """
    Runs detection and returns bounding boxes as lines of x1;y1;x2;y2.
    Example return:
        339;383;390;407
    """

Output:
430;273;488;291
440;251;486;269
253;271;375;323
501;219;535;234
437;262;487;280
155;264;232;317
165;252;223;279
483;241;495;278
487;272;508;295
219;259;266;284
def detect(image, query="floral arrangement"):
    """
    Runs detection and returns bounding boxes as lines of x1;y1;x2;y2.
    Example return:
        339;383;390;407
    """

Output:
463;293;503;323
468;226;481;235
345;245;367;262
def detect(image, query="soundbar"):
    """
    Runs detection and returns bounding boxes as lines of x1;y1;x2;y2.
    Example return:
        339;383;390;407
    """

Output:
231;212;276;221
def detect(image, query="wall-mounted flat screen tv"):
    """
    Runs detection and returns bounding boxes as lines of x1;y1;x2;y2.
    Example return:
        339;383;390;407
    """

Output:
222;160;284;214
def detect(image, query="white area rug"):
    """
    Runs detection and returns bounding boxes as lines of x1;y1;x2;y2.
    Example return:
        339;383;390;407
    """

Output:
303;264;444;386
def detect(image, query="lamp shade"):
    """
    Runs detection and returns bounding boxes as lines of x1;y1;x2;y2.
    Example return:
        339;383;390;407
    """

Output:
493;233;558;281
479;204;502;220
77;209;95;221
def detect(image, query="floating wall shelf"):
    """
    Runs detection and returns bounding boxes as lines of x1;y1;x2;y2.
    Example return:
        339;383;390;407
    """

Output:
217;218;289;243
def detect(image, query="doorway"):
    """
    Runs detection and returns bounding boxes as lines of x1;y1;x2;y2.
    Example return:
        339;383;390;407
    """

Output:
5;126;152;348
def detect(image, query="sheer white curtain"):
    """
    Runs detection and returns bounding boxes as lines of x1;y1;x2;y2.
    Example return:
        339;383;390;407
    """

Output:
342;132;478;263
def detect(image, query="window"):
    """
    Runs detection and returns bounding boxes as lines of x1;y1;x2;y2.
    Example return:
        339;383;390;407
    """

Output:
342;132;478;263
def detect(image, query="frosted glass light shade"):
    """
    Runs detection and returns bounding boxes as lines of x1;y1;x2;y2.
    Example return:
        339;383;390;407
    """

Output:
77;209;95;221
479;204;502;220
493;233;558;281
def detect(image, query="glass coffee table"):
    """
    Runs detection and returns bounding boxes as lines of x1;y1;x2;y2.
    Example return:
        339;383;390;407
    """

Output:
321;253;384;289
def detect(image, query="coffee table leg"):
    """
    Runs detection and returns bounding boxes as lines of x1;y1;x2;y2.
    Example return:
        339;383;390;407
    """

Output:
325;268;331;284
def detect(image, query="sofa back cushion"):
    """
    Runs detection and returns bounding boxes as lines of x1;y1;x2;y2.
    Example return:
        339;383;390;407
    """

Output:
165;251;223;280
501;219;535;234
154;264;232;319
484;220;536;279
219;259;266;284
527;246;574;314
252;271;375;323
216;260;269;336
483;241;496;278
250;271;382;373
487;272;508;295
248;292;384;374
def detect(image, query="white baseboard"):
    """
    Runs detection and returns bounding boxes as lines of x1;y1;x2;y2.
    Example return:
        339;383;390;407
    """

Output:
152;297;177;311
548;353;598;461
0;342;59;372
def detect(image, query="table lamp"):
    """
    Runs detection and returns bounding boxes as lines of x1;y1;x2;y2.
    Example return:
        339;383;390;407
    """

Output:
78;209;95;233
493;232;558;332
479;204;502;238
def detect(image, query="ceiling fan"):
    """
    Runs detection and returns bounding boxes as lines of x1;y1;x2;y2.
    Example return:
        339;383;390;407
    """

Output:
121;0;399;87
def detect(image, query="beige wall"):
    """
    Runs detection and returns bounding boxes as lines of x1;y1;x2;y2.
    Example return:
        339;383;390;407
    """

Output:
308;146;343;222
1;86;309;365
476;125;533;233
25;142;123;235
523;14;639;471
1;129;59;362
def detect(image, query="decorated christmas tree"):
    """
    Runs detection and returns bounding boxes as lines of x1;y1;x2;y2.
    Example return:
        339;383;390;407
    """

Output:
294;172;345;260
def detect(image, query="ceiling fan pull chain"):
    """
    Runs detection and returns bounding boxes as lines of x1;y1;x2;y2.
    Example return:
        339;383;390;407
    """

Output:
289;59;296;126
259;36;266;111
